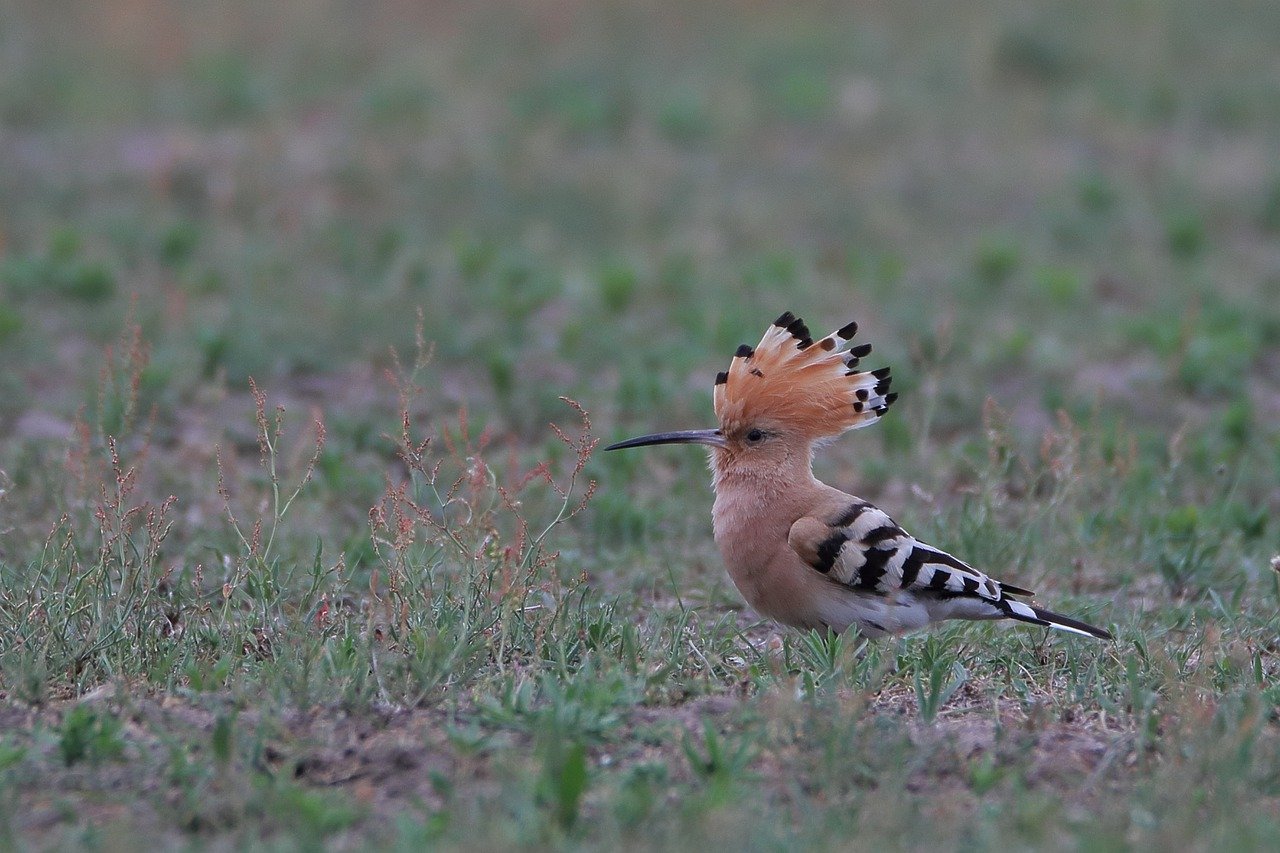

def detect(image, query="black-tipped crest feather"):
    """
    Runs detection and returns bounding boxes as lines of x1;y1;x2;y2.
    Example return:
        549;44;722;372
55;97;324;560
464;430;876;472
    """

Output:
713;312;898;437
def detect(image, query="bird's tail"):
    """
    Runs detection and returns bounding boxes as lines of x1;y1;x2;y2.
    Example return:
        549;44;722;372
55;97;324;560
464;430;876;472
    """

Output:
998;598;1113;640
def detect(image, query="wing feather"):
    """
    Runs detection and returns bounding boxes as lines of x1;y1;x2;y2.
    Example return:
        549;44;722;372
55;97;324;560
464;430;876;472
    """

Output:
787;499;1113;640
789;500;1019;603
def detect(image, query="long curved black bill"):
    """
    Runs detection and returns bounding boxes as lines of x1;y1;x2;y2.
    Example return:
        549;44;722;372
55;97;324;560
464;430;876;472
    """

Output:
604;429;725;451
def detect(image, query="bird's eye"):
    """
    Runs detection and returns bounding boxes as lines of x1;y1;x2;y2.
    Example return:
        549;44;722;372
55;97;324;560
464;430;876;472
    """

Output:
745;428;765;444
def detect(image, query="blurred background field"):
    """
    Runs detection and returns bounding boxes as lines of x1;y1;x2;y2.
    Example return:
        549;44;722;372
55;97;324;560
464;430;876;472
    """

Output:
1;0;1280;848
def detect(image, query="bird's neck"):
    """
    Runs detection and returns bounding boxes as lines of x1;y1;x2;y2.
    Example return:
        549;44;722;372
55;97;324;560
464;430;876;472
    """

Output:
709;448;822;546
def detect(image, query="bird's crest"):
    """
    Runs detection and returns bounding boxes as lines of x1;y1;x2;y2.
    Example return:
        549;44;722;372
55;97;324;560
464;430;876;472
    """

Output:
713;311;897;438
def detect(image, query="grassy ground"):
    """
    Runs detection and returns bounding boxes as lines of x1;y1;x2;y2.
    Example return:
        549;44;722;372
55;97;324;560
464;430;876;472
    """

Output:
2;0;1280;848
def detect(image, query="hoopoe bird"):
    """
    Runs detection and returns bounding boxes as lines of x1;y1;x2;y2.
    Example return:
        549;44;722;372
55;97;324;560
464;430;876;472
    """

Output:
606;311;1112;641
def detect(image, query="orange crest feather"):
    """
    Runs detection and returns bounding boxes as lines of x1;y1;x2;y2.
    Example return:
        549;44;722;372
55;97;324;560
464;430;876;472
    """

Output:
712;312;896;438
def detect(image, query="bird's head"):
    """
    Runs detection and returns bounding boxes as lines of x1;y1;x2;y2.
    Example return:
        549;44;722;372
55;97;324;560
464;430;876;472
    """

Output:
605;312;897;476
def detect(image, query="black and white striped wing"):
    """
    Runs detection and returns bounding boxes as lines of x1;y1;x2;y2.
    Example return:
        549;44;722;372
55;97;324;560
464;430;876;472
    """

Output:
789;499;1029;603
788;498;1112;639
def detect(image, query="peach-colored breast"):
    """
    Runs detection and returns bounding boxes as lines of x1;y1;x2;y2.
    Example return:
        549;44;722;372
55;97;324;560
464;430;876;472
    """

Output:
711;473;845;630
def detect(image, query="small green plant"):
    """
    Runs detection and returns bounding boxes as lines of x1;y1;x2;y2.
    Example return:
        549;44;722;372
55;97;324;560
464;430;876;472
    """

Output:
682;718;754;786
0;740;26;772
973;235;1021;287
766;68;831;120
597;259;639;314
1166;210;1206;258
1148;504;1224;598
912;638;969;724
614;762;667;828
0;227;115;302
788;628;853;697
158;220;200;268
58;704;125;766
211;711;234;772
259;779;361;840
968;752;1005;794
536;732;590;832
187;51;266;121
1077;171;1118;214
0;301;21;342
1033;265;1085;305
